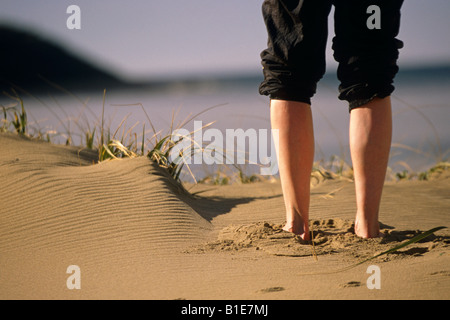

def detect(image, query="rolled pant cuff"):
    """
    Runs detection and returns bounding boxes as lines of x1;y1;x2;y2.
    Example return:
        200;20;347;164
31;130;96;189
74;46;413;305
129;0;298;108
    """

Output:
259;77;317;106
341;83;394;111
265;89;312;105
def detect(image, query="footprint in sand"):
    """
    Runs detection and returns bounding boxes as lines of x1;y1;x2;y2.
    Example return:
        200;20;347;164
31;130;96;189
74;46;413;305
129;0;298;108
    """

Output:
189;219;449;263
340;281;362;288
258;287;285;293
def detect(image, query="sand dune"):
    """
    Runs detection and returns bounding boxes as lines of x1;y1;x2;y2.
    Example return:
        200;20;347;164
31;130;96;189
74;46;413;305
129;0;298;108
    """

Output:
0;133;212;253
0;132;449;300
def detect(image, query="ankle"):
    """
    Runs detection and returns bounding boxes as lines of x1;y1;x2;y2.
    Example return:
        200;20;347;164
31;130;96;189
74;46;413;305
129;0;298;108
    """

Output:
354;215;380;239
283;217;310;240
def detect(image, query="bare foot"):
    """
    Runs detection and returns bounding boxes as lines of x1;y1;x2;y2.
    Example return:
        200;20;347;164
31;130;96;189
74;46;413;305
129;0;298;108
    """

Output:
283;222;310;240
354;218;382;239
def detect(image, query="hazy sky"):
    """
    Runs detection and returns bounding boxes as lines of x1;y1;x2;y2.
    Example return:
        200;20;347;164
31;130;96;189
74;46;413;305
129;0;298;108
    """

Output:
1;0;450;81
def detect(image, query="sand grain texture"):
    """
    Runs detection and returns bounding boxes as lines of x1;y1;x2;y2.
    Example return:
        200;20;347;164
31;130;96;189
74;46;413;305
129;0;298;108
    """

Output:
0;132;449;299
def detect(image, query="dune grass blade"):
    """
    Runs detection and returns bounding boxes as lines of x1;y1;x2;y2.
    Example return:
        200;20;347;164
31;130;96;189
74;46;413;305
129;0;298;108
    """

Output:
310;222;318;261
392;95;443;161
299;226;447;275
3;90;28;135
141;124;145;156
85;127;96;149
99;89;107;160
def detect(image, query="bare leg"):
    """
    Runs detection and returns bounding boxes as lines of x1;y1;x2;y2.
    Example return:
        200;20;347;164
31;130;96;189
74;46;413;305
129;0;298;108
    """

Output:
350;97;392;238
270;100;315;240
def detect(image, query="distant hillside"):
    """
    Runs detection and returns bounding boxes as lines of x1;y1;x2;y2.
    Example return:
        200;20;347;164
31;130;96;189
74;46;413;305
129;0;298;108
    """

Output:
0;25;127;94
2;24;448;97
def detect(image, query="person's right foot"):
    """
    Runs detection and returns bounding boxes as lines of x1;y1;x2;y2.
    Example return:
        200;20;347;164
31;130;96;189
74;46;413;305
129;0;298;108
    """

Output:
354;217;381;239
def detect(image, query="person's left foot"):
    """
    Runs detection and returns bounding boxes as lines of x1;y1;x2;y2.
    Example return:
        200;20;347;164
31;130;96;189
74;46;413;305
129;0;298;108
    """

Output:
282;222;310;240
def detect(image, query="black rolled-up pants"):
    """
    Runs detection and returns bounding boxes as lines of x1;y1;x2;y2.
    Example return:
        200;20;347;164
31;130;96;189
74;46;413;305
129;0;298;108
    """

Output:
259;0;404;111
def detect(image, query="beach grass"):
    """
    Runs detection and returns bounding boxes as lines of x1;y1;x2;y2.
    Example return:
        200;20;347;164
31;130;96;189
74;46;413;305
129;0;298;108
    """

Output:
1;88;448;186
1;89;27;135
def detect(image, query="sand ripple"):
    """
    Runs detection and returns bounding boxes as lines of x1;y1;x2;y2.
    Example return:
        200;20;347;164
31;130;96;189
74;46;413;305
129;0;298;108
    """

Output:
0;133;212;257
